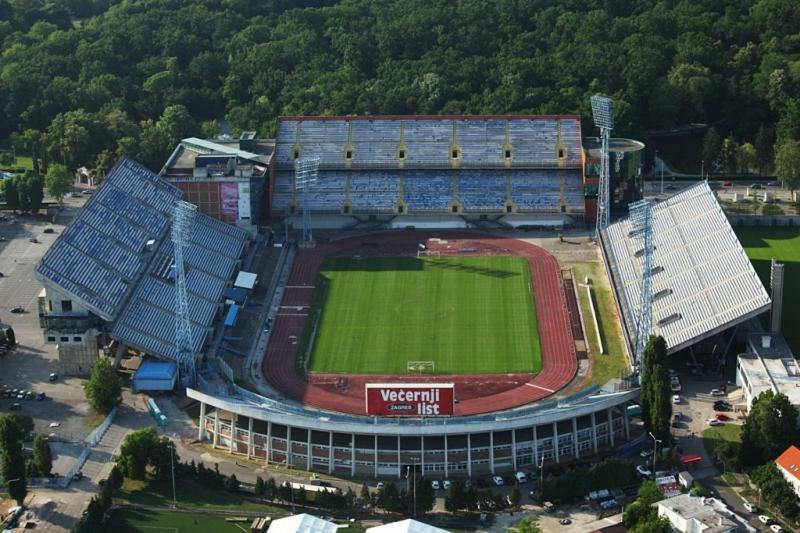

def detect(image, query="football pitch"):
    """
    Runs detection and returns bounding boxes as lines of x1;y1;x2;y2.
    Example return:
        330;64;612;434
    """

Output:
736;227;800;352
305;256;542;374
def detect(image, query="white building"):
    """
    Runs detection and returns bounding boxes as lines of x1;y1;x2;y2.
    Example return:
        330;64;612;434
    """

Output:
775;445;800;498
656;494;755;532
736;333;800;417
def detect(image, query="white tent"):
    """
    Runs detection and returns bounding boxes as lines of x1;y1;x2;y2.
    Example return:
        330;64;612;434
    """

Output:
268;514;338;533
367;519;450;533
234;271;258;289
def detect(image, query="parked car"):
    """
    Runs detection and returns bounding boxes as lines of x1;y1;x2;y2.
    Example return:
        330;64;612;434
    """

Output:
81;189;93;195
714;402;731;411
751;183;762;190
492;475;504;486
710;389;725;396
559;518;572;525
723;181;732;187
10;402;21;410
10;306;25;314
770;524;784;532
43;227;54;234
758;514;771;524
672;395;681;404
28;237;38;243
376;481;384;489
442;479;451;490
514;471;527;484
48;372;58;382
707;418;723;426
430;480;440;490
636;465;652;477
640;448;654;458
35;392;46;401
743;501;756;513
715;412;730;421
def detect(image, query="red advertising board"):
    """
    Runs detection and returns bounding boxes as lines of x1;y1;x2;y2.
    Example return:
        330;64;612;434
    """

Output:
365;383;454;416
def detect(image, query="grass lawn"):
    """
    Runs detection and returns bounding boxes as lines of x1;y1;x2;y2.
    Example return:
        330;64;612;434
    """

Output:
702;423;742;460
736;227;800;351
567;262;630;386
118;478;277;513
107;507;248;532
307;256;541;374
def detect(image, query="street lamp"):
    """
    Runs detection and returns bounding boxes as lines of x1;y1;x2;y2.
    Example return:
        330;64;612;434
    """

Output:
648;432;661;478
405;458;419;519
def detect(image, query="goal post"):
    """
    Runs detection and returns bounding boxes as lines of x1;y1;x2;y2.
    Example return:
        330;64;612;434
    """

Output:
407;361;435;374
416;250;441;258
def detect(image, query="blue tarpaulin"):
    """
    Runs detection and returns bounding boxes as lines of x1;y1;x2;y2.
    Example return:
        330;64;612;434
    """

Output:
224;304;239;327
223;287;248;303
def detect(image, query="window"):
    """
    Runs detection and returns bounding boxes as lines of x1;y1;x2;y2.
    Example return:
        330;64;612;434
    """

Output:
293;150;299;159
558;149;565;159
505;149;511;159
654;288;673;300
47;336;56;343
60;336;69;342
73;336;82;342
451;205;458;213
506;205;513;213
451;149;459;159
397;205;405;214
651;265;664;275
398;150;406;159
657;313;682;326
47;300;53;312
345;150;352;159
343;205;350;214
61;300;72;312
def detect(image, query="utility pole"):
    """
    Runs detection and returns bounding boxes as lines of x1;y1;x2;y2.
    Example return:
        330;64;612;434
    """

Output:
170;439;177;508
648;431;661;478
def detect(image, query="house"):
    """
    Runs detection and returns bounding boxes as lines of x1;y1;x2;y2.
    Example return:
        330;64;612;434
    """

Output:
775;445;800;498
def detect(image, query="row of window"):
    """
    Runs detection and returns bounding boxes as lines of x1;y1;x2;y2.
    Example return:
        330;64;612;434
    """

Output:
294;147;566;162
46;335;83;344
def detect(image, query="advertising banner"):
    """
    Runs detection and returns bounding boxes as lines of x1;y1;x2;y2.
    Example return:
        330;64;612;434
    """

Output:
365;383;454;416
220;182;239;219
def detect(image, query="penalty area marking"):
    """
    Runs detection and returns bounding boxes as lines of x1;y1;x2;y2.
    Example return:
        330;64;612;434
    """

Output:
525;383;555;393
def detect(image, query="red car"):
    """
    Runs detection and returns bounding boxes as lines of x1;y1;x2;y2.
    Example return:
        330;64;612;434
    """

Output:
715;412;730;421
722;181;732;187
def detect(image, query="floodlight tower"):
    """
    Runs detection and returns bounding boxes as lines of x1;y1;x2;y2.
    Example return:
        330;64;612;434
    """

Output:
628;199;654;370
590;95;615;237
294;157;319;247
172;200;197;385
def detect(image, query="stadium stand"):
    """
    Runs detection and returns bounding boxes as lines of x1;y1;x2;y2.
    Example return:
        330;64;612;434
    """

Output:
272;116;585;217
601;182;771;354
36;158;249;363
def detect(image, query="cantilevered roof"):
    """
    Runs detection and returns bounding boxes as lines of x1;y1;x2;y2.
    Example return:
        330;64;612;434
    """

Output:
36;157;248;361
181;137;263;163
602;182;771;354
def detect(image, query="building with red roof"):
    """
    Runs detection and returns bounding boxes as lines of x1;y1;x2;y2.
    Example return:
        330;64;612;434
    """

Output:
775;445;800;498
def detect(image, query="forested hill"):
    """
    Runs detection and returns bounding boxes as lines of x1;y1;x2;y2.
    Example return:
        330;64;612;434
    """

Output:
0;0;798;175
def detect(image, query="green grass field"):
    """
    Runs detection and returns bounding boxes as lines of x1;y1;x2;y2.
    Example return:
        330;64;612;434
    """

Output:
736;227;800;351
107;508;248;532
306;256;541;374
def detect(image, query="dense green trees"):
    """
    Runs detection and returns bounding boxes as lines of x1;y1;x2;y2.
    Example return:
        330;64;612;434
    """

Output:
44;163;71;206
0;413;28;505
639;336;671;443
117;427;175;480
83;358;122;415
739;390;799;467
28;434;53;478
752;462;800;522
0;0;798;174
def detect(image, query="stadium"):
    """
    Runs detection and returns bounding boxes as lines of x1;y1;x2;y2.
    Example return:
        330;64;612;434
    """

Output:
35;111;773;479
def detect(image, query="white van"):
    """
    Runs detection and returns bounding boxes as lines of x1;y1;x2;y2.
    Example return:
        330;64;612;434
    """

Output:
514;471;527;484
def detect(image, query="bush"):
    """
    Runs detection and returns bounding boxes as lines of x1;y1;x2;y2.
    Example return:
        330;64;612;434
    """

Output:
542;457;638;503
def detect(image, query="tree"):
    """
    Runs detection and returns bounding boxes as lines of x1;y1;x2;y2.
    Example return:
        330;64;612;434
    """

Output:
739;390;799;466
640;336;671;441
636;479;663;505
702;128;722;172
720;136;738;174
30;434;52;477
754;125;773;174
109;465;123;491
45;163;71;206
83;357;121;415
736;142;757;173
117;427;172;480
265;477;278;500
509;484;521;507
3;177;19;212
359;483;371;507
752;462;800;521
408;476;435;516
254;476;265;497
0;414;28;505
444;479;465;512
516;516;542;533
629;516;672;533
226;473;240;492
774;139;800;190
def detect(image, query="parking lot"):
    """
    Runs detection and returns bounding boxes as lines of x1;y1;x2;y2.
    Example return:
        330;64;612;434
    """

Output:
0;197;93;474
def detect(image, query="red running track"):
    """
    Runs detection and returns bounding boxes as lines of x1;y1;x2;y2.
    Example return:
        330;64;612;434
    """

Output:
262;232;577;416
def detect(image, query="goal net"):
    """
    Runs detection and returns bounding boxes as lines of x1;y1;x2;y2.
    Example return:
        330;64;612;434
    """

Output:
417;250;441;258
407;361;435;374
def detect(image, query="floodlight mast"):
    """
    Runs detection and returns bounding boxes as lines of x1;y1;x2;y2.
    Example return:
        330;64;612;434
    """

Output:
628;199;654;371
294;157;319;247
172;200;198;386
591;95;614;239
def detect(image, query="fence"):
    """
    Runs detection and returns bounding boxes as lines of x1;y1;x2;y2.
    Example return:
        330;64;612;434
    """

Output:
727;215;800;227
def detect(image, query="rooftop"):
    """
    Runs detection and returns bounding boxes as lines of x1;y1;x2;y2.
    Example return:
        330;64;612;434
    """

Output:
161;135;273;177
738;333;800;407
367;519;450;533
267;513;337;533
657;494;750;532
775;445;800;482
602;182;771;355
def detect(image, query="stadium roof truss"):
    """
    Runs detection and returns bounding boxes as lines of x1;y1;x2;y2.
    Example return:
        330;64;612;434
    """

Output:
35;158;248;363
602;182;771;355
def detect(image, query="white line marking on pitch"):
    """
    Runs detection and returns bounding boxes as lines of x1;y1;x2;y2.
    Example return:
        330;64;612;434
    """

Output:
285;285;315;289
525;383;555;393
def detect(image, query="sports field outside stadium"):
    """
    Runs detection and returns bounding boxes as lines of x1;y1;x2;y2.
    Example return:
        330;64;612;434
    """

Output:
306;256;542;374
737;226;800;351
